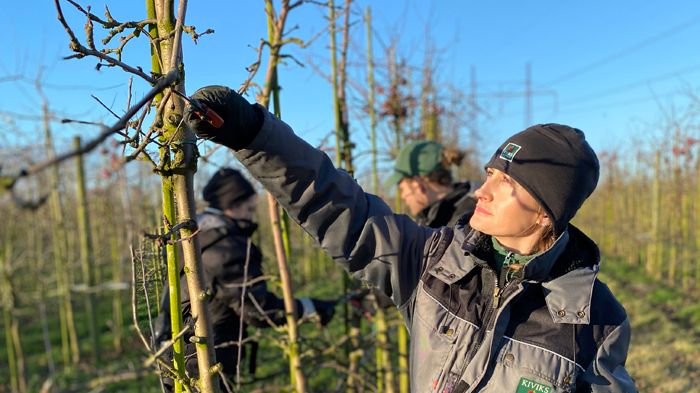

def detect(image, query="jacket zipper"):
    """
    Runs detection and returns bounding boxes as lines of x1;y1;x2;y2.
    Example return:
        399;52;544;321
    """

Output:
452;262;518;393
464;263;508;366
493;253;511;309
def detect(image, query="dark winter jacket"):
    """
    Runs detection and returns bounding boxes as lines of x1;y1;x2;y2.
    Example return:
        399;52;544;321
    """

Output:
233;106;637;392
415;181;477;228
158;209;289;377
181;210;289;339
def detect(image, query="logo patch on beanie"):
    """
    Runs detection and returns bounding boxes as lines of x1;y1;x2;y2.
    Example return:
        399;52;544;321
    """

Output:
499;142;521;162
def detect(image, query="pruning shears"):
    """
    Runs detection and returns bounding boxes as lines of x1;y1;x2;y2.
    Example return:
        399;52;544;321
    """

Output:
172;90;225;129
336;289;375;321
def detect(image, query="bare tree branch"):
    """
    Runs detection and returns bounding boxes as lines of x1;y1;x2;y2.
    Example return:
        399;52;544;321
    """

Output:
55;0;156;82
5;68;178;191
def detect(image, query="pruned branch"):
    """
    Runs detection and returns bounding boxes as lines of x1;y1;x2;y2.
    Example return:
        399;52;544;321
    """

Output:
143;320;193;367
4;68;178;191
143;218;197;244
182;26;214;43
55;0;156;83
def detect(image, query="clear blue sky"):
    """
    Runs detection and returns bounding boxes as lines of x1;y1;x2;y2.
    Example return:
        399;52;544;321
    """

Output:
2;1;700;185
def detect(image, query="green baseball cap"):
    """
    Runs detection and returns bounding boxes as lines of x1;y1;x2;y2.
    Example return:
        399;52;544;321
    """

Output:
387;140;445;184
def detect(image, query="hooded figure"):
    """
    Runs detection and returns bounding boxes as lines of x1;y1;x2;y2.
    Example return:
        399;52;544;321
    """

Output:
155;168;336;390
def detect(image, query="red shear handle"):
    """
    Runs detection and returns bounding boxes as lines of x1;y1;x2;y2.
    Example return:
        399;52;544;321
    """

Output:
194;102;225;129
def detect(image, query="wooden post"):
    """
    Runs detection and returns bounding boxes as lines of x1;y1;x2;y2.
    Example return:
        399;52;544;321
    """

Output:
260;1;307;391
74;136;100;364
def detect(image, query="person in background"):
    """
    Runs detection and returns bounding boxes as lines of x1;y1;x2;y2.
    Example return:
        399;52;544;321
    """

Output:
155;168;336;389
358;141;478;311
183;86;637;393
390;140;477;228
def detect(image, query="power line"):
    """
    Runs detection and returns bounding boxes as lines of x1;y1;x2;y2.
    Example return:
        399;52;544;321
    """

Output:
546;14;700;86
498;89;689;119
562;63;700;106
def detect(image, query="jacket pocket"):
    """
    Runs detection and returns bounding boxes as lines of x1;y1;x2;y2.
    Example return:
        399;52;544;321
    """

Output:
481;336;580;393
413;283;478;392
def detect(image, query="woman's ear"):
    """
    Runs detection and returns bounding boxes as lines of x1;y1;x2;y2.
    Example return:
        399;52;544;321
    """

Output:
538;214;552;227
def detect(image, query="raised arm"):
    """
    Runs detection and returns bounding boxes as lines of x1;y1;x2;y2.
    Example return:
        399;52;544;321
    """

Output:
186;86;436;308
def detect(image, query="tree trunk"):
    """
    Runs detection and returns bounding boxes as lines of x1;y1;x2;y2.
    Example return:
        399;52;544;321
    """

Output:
149;1;219;391
258;2;307;391
74;136;100;364
42;95;80;367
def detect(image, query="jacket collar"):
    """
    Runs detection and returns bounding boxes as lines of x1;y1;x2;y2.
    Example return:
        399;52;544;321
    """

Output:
540;225;600;324
430;224;600;324
416;182;473;227
198;207;232;231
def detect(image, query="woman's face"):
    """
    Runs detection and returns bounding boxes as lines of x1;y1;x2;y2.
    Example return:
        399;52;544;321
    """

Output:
399;177;431;216
226;195;258;221
469;168;547;253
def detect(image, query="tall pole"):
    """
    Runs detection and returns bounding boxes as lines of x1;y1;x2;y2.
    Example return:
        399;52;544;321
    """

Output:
366;7;395;392
469;65;478;137
41;94;80;367
366;7;378;195
261;2;307;391
74;136;100;364
146;2;187;391
152;1;219;391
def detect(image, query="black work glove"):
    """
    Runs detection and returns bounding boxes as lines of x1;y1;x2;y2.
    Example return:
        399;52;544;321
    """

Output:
298;297;337;326
312;299;337;326
184;85;264;150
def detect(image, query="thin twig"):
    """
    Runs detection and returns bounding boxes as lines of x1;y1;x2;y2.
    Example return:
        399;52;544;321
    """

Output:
55;0;156;82
143;219;197;244
122;77;134;154
144;321;193;367
236;237;253;389
6;68;177;190
215;331;262;350
218;275;274;289
247;292;282;331
238;39;267;95
91;94;121;119
131;245;152;352
141;243;157;349
168;227;200;245
169;0;188;71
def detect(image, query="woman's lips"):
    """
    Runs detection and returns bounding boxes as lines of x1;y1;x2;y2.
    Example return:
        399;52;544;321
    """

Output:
475;205;492;216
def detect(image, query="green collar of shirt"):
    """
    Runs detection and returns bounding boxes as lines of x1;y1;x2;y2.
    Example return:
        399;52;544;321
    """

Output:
491;237;535;281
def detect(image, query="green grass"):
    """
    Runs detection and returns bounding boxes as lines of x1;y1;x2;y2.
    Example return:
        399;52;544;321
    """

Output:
598;256;700;393
5;247;698;392
0;255;397;392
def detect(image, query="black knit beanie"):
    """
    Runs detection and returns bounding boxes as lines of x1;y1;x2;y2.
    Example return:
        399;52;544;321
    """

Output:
485;124;599;234
202;168;256;210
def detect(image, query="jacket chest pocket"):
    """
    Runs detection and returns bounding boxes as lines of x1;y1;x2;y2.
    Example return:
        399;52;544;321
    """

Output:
413;284;479;392
480;337;580;393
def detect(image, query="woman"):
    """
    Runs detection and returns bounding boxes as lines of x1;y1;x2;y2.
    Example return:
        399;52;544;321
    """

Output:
390;140;477;228
185;86;637;392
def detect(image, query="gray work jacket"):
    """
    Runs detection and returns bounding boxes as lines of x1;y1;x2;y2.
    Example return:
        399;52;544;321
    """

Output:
234;107;637;393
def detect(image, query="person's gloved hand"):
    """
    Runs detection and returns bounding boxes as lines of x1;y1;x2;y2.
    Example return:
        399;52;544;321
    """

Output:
298;297;336;326
311;299;336;326
184;85;264;150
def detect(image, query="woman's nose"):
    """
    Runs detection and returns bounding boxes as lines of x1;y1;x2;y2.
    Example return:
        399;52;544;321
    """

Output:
474;181;492;201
